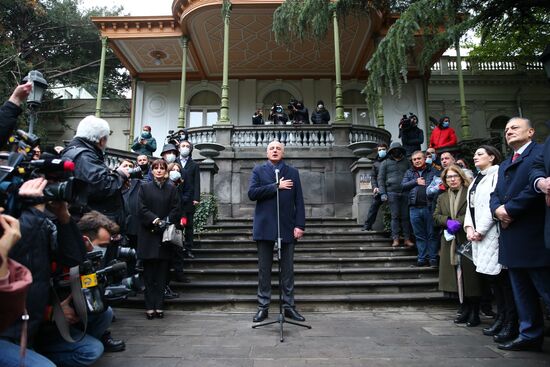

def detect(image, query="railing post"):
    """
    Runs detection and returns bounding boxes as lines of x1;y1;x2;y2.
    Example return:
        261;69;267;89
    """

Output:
376;96;385;129
219;2;231;124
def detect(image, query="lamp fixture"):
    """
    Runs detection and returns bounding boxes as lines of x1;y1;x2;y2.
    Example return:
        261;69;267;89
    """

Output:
150;50;167;66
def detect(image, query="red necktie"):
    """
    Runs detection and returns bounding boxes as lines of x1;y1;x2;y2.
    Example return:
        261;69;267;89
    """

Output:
512;153;520;162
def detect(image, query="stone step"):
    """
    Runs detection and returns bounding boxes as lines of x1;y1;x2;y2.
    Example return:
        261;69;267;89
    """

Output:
120;292;448;312
204;223;367;232
168;278;439;295
214;217;358;226
197;230;385;241
176;266;436;281
195;238;395;249
190;246;415;258
184;255;419;269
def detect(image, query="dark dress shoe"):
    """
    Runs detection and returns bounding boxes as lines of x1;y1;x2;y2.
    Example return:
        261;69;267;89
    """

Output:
164;286;179;299
101;331;126;352
454;311;470;324
482;317;504;336
146;312;155;320
284;307;306;322
493;322;518;343
498;336;543;352
361;224;372;231
253;308;268;322
184;250;195;259
155;311;164;319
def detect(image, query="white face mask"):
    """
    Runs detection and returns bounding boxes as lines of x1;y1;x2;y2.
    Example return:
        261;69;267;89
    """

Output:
164;153;176;163
179;147;191;158
318;104;323;109
169;170;181;181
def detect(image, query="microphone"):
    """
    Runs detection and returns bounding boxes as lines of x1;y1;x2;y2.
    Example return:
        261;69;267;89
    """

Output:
275;168;280;185
28;158;75;172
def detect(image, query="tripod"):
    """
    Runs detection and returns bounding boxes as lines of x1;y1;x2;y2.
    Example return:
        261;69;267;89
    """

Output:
252;168;311;342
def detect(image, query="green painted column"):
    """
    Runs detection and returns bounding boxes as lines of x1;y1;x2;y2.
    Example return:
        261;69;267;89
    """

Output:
178;37;189;129
376;96;385;129
95;36;108;118
332;12;345;123
219;3;231;124
128;77;138;149
455;39;470;139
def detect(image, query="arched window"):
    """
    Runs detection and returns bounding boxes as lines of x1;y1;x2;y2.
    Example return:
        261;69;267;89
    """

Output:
262;90;295;118
188;91;221;128
343;90;369;125
489;115;509;153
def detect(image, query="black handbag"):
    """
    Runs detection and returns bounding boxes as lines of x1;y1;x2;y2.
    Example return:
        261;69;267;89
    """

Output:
162;224;184;249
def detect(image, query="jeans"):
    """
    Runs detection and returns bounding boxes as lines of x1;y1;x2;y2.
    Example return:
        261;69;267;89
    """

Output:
409;206;438;262
0;339;56;367
387;192;410;240
364;194;383;229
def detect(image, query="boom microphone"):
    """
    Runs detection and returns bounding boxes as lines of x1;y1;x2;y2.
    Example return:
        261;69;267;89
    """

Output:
29;158;75;172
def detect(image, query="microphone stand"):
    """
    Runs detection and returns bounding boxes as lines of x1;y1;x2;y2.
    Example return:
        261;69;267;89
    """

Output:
252;168;311;342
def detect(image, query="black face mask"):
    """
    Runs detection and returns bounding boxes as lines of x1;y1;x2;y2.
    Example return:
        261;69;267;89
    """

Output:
391;151;403;159
139;163;149;172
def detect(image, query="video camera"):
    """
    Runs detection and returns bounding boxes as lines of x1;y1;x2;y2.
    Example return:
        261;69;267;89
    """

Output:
165;129;188;147
0;135;88;216
399;113;418;130
271;103;284;115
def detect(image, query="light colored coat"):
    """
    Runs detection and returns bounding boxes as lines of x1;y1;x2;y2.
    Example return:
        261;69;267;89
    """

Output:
464;165;501;275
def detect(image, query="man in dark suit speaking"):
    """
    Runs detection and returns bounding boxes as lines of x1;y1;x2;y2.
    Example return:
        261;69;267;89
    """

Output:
490;117;550;352
248;140;306;323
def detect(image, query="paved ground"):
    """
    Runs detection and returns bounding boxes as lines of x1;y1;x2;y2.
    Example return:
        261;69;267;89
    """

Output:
92;306;550;367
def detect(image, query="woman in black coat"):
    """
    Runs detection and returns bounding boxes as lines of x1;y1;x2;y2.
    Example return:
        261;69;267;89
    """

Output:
138;159;181;319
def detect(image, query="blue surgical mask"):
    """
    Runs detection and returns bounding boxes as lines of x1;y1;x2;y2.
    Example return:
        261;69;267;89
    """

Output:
179;147;191;158
169;171;181;182
164;153;176;163
141;131;152;139
431;153;437;161
378;150;387;159
425;157;433;165
442;121;449;128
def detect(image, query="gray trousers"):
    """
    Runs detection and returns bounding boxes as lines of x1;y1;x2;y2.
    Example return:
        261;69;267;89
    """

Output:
256;240;295;310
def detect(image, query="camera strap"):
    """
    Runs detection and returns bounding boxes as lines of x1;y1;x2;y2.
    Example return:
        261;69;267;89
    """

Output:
50;265;88;343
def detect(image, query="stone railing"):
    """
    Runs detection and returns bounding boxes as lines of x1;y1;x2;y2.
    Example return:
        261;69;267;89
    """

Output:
232;125;335;147
431;56;543;75
104;148;139;169
186;124;390;149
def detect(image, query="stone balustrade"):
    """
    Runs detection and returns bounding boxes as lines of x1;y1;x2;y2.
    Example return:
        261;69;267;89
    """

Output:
432;56;543;75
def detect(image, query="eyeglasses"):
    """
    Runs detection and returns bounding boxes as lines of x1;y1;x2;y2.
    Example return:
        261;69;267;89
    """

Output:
445;174;460;180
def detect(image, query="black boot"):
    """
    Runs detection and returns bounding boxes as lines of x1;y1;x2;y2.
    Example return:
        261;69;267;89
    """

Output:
454;301;470;324
483;313;504;336
493;321;518;343
467;301;481;327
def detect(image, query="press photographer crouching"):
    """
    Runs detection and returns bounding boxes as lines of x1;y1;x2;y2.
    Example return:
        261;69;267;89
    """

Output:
0;178;105;367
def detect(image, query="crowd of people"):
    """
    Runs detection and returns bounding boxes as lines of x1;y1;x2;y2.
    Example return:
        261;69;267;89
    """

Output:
252;99;331;125
0;82;201;366
366;116;550;352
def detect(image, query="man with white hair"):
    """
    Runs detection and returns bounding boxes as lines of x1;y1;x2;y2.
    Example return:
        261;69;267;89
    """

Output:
62;115;129;223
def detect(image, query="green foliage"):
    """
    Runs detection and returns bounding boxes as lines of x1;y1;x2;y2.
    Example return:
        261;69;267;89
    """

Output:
194;193;219;234
0;0;129;104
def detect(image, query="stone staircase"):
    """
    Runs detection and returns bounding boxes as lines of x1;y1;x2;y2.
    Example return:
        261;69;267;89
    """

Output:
125;218;446;311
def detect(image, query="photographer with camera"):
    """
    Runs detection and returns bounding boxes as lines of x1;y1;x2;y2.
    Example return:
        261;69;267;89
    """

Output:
399;113;424;157
311;100;330;124
0;82;33;146
131;125;157;156
288;100;309;124
0;178;104;367
61;116;130;224
138;159;182;320
252;109;264;125
268;102;289;125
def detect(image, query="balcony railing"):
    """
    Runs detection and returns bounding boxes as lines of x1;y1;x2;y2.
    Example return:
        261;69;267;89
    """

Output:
431;56;544;75
186;124;390;148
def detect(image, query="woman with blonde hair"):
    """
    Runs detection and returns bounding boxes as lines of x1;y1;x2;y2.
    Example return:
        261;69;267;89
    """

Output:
434;164;482;326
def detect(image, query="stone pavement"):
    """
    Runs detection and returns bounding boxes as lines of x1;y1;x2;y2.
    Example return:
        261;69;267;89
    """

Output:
92;306;550;367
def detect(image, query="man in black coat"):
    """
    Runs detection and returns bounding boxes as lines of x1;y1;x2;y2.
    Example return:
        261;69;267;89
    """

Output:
248;140;306;323
490;117;550;351
362;143;387;231
178;140;200;258
310;100;330;124
398;113;424;157
0;82;32;146
529;121;550;250
62;116;130;225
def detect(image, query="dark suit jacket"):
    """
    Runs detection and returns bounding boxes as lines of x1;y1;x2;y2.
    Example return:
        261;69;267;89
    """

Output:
180;157;200;212
490;142;550;268
0;101;22;146
529;136;550;249
248;161;305;243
